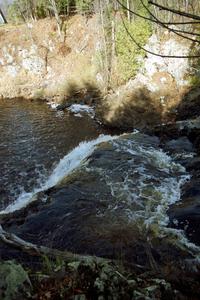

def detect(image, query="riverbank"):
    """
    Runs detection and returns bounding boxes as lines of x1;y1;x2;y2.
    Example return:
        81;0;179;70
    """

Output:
0;16;101;101
0;15;197;130
1;14;200;300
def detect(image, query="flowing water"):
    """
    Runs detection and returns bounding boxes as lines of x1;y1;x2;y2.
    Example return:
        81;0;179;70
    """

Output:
0;98;101;210
1;99;200;261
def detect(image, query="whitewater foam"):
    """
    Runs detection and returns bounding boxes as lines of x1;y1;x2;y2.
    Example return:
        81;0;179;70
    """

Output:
0;134;116;214
68;104;95;118
91;137;200;255
1;132;200;257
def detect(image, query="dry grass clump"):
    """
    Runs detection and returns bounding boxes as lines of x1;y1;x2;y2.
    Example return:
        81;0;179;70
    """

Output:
44;54;103;104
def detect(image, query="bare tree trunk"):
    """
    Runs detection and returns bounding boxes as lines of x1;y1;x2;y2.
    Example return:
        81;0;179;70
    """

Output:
127;0;130;22
99;0;110;91
49;0;62;37
111;18;116;62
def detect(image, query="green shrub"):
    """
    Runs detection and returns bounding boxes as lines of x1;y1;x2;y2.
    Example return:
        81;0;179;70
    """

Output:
189;73;200;87
116;19;152;82
75;0;93;14
188;47;200;87
7;2;23;23
36;0;49;19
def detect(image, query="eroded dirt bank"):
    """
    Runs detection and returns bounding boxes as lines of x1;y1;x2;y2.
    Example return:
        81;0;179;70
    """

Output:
0;15;197;130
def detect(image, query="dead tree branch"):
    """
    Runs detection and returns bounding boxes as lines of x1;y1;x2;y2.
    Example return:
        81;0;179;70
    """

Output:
148;1;200;21
0;225;108;264
120;13;200;58
116;0;200;25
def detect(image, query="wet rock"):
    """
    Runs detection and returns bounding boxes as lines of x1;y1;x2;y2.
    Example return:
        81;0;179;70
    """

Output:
56;103;70;110
169;202;200;245
168;173;200;246
74;295;86;300
1;132;200;298
185;156;200;173
0;133;194;269
165;137;193;153
152;119;200;157
158;120;200;246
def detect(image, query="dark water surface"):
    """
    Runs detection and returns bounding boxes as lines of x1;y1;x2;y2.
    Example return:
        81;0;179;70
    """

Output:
0;98;101;209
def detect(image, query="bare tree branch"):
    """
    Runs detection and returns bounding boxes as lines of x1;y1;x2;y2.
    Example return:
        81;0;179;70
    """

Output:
140;0;200;36
115;0;200;25
116;0;200;45
119;13;200;58
149;0;200;21
170;28;200;37
139;0;200;44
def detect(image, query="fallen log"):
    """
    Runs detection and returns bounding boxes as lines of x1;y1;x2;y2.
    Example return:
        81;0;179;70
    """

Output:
0;225;108;264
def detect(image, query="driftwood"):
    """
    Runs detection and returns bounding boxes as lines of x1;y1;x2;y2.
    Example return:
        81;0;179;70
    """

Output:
0;225;108;264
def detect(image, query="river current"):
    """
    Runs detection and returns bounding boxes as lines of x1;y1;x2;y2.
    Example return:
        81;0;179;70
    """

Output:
1;98;200;261
0;98;101;210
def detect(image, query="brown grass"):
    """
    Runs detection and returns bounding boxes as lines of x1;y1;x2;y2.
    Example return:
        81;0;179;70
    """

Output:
0;15;102;101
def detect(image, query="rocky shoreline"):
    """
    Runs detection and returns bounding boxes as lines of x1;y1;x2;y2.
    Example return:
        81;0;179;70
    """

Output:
1;15;200;300
1;117;200;299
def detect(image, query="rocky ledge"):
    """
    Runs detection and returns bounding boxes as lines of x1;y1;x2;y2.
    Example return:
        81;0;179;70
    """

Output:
1;131;200;299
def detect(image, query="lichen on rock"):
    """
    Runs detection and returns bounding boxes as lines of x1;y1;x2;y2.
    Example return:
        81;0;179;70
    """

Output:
0;260;31;300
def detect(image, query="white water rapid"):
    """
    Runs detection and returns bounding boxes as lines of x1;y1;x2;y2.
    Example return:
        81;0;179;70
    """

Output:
0;134;117;214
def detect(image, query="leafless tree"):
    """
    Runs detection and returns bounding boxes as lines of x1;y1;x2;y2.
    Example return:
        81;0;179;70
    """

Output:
48;0;62;37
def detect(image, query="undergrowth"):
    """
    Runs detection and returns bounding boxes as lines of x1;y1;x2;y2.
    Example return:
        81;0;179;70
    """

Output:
116;19;152;83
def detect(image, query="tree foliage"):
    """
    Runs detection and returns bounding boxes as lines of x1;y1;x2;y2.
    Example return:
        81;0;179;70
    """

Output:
7;0;96;21
75;0;93;13
5;0;200;85
116;18;152;81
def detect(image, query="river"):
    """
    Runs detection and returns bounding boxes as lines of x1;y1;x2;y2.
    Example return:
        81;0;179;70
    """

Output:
0;98;200;265
0;98;102;210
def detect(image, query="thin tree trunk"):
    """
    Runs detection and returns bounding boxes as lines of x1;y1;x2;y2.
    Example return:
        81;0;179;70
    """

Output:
49;0;62;37
99;0;110;91
127;0;130;22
